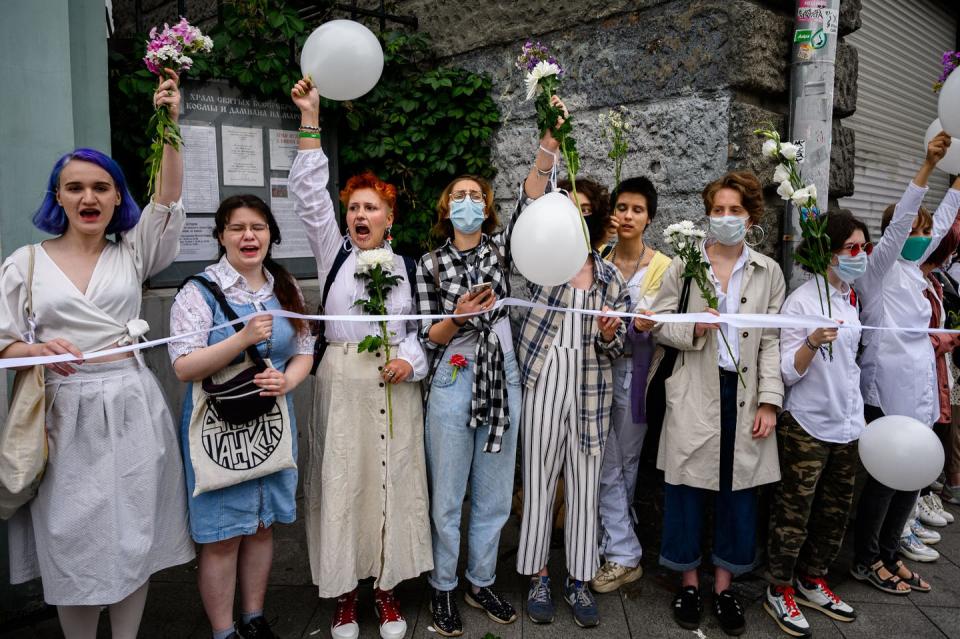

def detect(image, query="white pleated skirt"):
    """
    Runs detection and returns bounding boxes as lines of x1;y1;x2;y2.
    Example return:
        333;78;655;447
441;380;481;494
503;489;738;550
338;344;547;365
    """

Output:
8;358;195;605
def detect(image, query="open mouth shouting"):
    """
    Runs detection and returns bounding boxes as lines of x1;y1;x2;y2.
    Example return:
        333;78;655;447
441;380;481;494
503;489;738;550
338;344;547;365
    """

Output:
239;243;261;258
353;220;372;244
78;207;102;223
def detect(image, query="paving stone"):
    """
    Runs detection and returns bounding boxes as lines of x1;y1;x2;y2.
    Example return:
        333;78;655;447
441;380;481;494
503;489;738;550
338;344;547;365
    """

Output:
830;601;948;638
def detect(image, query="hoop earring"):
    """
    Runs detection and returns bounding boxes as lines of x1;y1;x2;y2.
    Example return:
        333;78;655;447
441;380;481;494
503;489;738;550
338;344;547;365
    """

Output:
745;224;766;248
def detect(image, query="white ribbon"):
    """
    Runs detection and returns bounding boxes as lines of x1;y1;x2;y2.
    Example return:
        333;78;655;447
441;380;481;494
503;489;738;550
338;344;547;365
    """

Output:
2;297;957;370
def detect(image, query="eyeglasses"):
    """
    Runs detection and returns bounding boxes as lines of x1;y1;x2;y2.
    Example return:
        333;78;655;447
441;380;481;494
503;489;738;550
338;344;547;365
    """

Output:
842;242;873;256
225;223;268;233
450;190;485;203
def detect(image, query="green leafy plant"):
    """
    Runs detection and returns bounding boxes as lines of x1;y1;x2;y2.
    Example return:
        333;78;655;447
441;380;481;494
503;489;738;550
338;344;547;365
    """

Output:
109;4;500;260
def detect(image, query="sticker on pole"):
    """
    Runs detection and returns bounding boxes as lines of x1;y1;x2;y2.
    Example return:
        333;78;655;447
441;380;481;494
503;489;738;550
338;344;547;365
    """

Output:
793;140;807;165
794;29;813;43
797;6;837;33
811;28;828;49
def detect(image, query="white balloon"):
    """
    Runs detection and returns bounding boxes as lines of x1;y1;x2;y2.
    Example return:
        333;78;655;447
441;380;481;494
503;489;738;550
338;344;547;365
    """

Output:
300;20;384;101
858;415;944;491
923;119;960;174
510;192;590;287
939;71;960;138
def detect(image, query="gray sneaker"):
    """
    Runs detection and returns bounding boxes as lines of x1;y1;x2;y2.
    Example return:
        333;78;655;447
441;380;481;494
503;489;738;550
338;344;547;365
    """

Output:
563;577;599;628
527;576;555;624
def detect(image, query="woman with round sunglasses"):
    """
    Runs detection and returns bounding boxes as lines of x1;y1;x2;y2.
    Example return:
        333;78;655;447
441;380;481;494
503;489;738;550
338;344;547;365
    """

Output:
764;211;870;637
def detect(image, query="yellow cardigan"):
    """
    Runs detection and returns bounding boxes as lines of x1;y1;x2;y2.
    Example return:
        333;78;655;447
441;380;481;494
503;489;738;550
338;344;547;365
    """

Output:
635;250;672;309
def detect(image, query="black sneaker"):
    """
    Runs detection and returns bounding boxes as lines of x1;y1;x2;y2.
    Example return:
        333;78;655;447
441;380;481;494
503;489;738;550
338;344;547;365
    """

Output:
713;589;746;636
236;616;278;639
430;587;464;637
464;586;517;624
672;586;702;630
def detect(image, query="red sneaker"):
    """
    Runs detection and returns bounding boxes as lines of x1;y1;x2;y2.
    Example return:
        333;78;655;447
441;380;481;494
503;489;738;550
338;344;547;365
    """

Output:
374;588;407;639
331;589;359;639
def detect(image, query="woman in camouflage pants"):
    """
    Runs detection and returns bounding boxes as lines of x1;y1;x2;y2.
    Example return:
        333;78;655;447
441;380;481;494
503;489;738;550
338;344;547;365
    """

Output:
764;211;869;638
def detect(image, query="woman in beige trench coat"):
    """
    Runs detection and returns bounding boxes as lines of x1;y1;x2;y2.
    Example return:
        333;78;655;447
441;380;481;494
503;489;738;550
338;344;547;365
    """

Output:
643;171;784;636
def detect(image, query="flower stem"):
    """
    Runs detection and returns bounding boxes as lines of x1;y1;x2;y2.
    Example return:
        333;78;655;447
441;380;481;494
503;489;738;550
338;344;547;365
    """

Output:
718;328;747;388
560;136;591;250
821;271;834;361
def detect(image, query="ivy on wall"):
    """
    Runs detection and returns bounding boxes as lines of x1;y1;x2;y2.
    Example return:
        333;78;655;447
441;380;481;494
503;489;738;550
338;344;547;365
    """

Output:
108;0;501;258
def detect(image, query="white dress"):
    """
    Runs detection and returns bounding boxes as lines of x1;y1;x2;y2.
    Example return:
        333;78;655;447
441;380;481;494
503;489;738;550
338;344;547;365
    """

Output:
0;201;195;605
289;149;433;597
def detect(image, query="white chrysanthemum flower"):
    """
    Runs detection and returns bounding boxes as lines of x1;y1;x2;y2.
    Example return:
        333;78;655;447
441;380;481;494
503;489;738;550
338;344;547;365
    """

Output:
356;248;395;273
691;229;706;238
525;60;561;100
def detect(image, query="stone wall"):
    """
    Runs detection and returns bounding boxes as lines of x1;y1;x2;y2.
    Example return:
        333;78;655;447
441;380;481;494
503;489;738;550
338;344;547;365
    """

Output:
373;0;861;261
112;0;861;261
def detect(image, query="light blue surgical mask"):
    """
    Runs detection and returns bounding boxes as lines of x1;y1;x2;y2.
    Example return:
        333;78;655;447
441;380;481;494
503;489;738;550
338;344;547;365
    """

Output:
449;199;485;233
833;252;867;284
709;215;747;246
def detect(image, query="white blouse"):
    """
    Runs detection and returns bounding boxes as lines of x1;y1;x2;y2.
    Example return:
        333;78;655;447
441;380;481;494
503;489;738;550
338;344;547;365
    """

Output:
167;255;315;361
288;149;427;380
858;182;960;426
781;277;864;443
702;239;748;372
0;201;185;354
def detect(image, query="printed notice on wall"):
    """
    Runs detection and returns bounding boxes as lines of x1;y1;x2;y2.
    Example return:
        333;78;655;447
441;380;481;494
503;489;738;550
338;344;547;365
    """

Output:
175;217;219;262
222;125;264;186
269;177;313;259
269;128;299;171
179;124;220;213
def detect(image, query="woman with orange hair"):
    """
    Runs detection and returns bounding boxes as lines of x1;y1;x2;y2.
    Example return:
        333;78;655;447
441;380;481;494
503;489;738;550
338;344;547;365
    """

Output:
288;78;431;639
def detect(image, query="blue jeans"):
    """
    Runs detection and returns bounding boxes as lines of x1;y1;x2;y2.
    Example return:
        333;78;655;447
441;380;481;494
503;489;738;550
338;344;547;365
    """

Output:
424;350;523;591
659;370;758;576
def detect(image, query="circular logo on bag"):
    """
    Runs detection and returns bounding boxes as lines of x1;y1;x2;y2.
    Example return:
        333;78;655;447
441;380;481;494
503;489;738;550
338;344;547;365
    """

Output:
201;403;284;470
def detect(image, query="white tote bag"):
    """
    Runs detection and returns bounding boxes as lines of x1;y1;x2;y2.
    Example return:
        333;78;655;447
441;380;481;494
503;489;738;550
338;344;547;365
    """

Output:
187;357;296;496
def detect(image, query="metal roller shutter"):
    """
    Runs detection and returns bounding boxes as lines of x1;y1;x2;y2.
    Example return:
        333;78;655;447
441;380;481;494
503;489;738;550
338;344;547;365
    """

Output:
839;0;957;237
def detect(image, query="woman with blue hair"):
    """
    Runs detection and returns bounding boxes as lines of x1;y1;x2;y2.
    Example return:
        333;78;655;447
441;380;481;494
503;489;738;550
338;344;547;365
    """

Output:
0;71;193;638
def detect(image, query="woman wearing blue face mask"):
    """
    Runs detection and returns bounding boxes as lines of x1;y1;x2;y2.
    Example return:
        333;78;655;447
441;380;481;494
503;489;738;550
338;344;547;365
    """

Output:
763;211;869;637
851;133;960;597
415;174;522;636
649;171;785;636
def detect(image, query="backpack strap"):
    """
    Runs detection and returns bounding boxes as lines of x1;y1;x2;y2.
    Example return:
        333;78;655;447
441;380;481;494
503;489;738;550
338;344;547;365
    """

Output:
401;254;418;293
183;275;268;370
310;243;352;376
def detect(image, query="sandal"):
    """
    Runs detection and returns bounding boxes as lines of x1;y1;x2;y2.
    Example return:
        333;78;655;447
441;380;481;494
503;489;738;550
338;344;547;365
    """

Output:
850;561;911;595
889;560;931;593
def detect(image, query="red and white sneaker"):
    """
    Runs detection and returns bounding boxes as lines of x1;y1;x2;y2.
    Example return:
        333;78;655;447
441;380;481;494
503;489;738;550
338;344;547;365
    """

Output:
764;584;811;637
795;576;856;622
374;588;407;639
331;589;359;639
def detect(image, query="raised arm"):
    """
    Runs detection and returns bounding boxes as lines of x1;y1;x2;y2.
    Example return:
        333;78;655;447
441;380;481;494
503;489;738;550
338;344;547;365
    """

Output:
125;71;186;280
861;135;950;288
154;69;183;206
288;78;343;281
924;170;960;262
523;95;568;199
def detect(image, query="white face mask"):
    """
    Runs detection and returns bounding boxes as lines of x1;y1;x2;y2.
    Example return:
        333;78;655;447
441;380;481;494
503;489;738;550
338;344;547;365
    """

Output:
709;216;747;246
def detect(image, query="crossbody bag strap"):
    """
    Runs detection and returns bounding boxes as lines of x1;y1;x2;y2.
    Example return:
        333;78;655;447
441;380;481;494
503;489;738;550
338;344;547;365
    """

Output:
184;275;268;370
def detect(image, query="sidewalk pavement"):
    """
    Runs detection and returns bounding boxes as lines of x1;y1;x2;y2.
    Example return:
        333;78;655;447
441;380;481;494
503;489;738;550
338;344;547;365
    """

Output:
3;499;959;638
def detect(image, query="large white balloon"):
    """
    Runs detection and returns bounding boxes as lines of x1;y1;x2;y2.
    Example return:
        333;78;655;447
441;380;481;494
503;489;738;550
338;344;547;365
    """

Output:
924;119;960;174
300;20;384;101
858;415;944;491
510;192;589;287
940;71;960;138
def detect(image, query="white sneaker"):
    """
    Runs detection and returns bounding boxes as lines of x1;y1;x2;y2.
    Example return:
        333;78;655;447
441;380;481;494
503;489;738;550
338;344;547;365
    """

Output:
918;495;948;527
927;493;954;523
795;576;856;622
899;530;940;562
764;585;811;637
911;518;941;545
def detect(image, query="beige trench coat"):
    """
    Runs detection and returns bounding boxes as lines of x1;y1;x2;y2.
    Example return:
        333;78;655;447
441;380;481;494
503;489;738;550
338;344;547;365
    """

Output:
649;249;785;491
